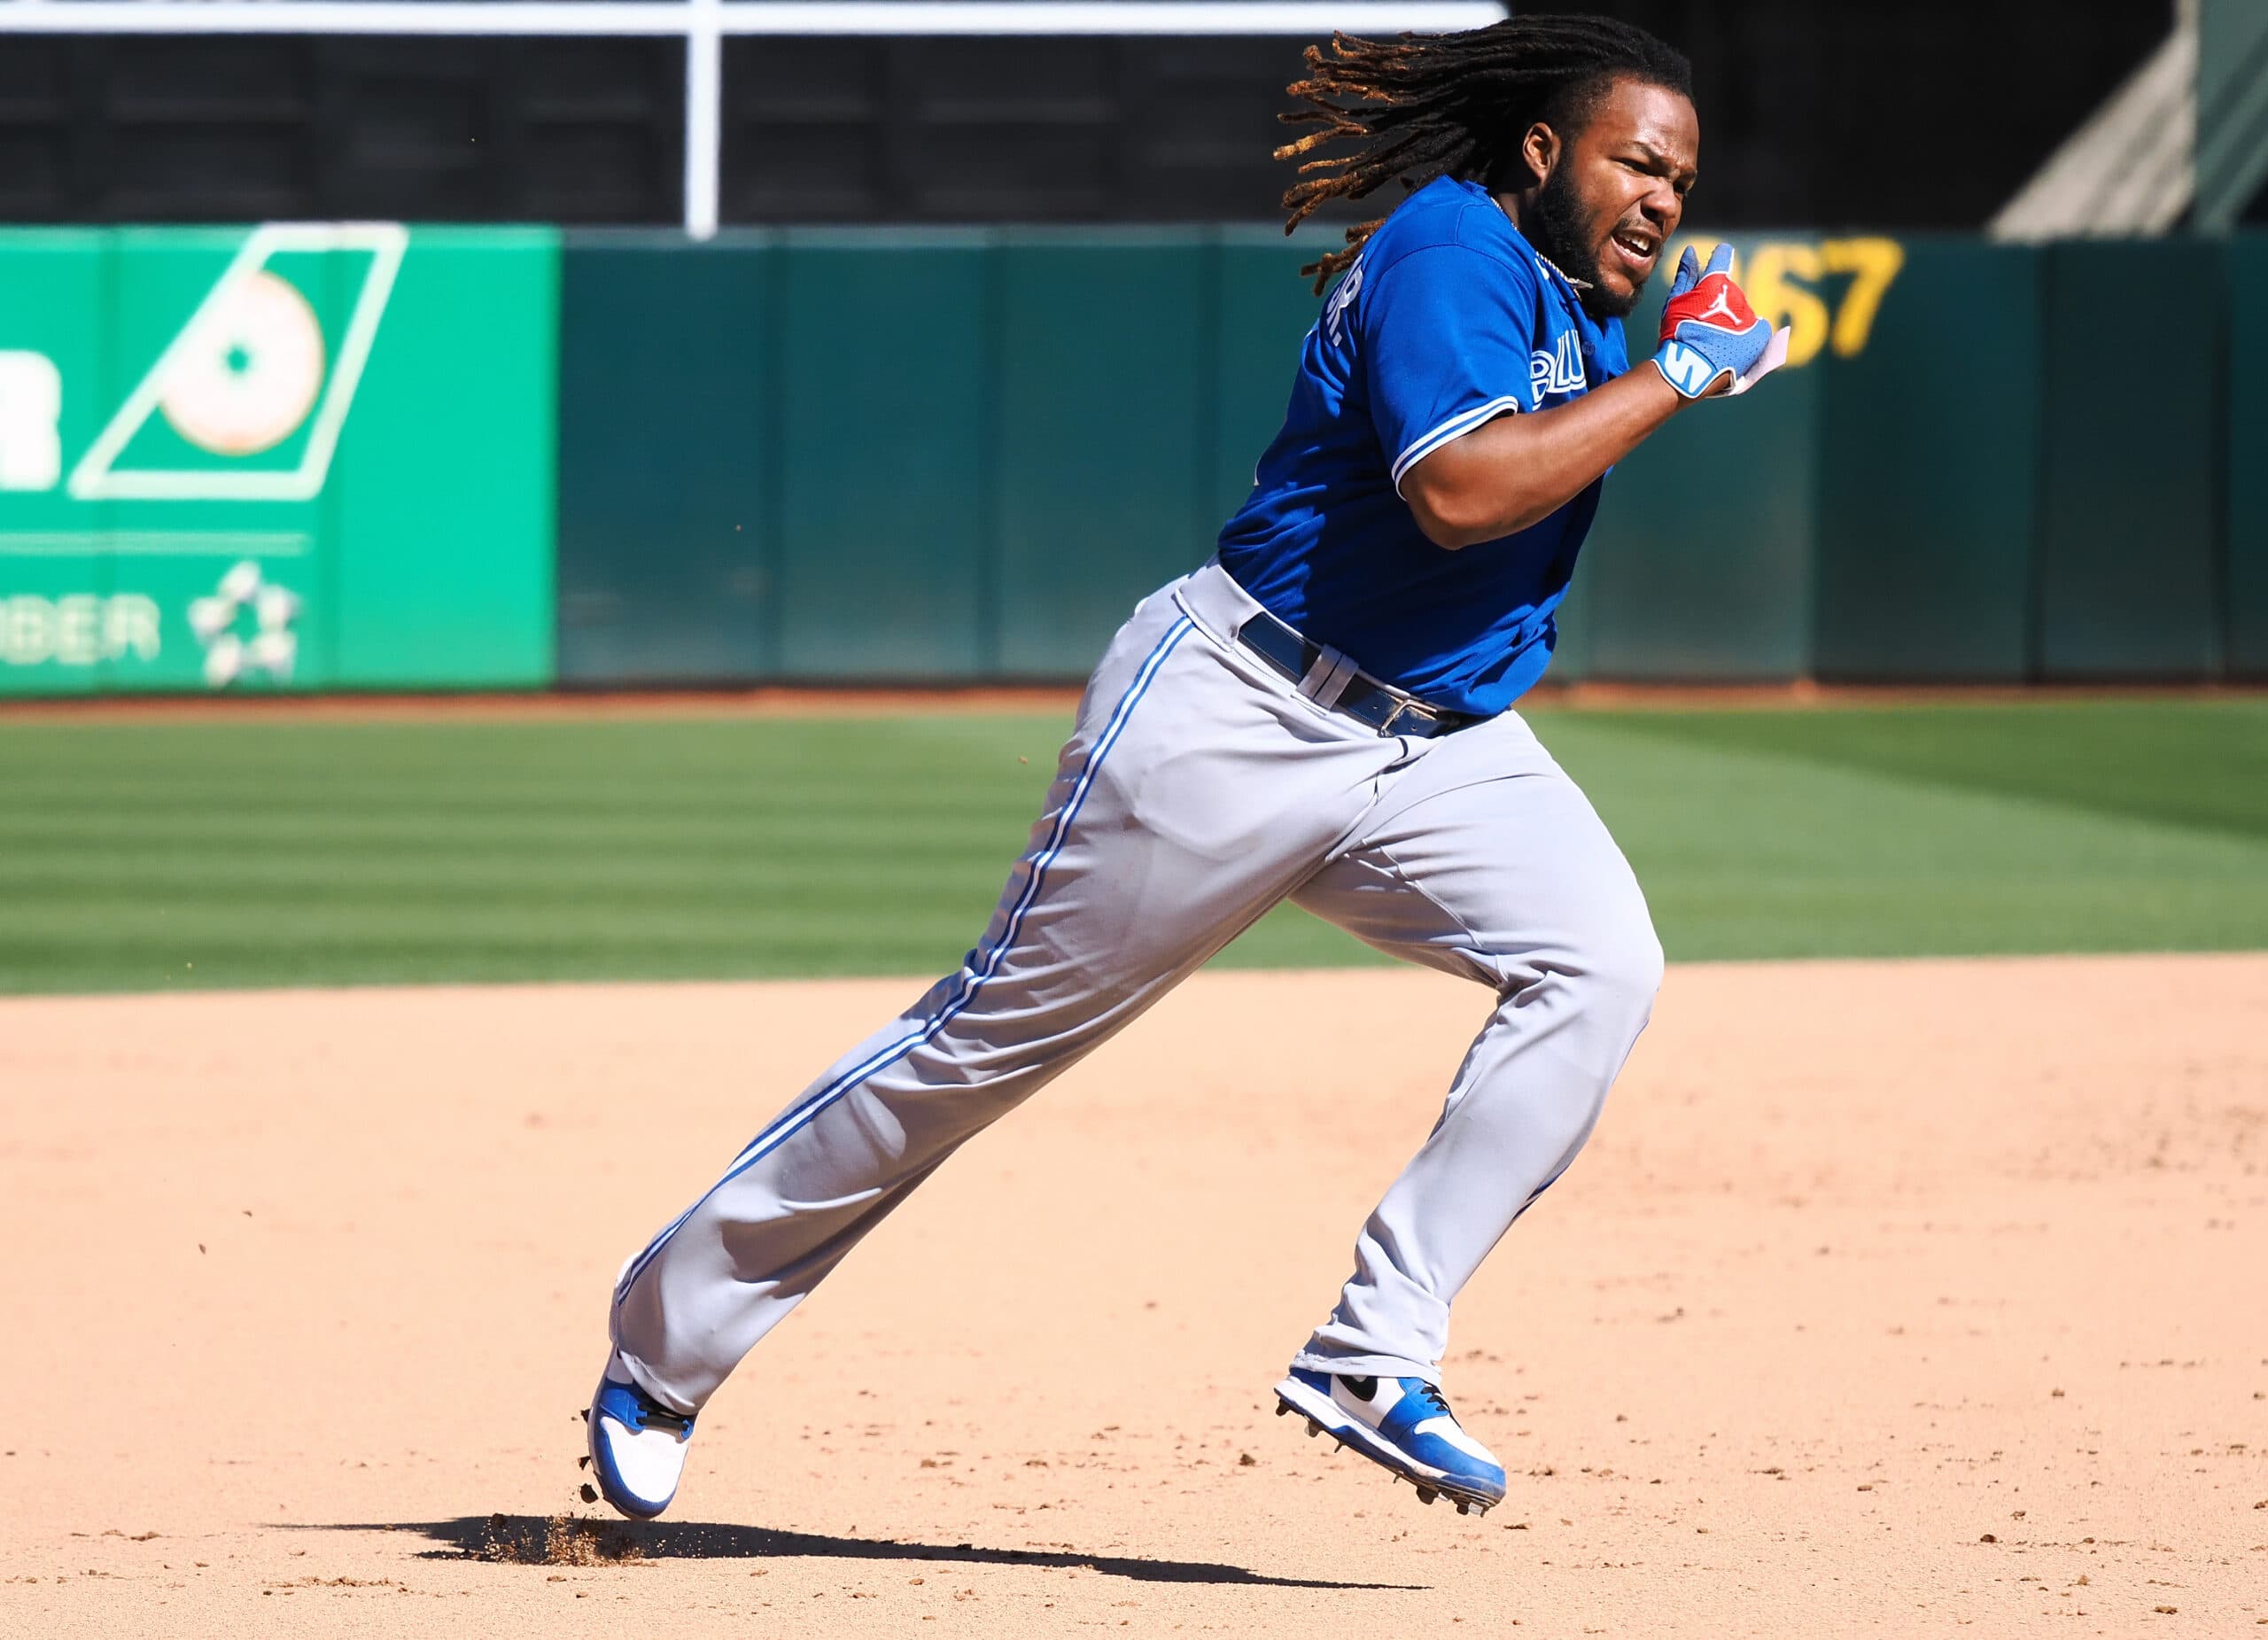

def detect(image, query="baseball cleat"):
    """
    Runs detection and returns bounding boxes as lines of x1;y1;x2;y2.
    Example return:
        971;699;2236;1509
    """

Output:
1274;1367;1505;1515
585;1357;696;1520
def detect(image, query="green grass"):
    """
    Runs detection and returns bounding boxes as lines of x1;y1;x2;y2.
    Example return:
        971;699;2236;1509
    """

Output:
1;700;2262;994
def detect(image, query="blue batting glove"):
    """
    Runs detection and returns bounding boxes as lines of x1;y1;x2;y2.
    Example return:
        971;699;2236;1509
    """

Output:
1652;244;1788;400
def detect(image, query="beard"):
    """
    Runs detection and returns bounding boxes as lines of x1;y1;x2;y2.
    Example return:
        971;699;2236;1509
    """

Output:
1526;168;1641;321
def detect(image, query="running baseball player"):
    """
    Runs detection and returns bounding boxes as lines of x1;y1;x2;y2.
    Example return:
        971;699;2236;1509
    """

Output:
586;13;1783;1520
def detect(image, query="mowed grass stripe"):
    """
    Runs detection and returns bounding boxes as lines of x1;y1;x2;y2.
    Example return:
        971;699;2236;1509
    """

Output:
1522;708;2268;963
1;702;2261;994
1588;699;2268;843
0;716;1062;992
3;859;1016;906
0;817;1028;862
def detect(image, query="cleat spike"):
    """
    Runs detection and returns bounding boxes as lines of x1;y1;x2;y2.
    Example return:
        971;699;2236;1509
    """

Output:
1275;1403;1290;1417
1417;1487;1437;1504
1306;1420;1322;1437
1456;1500;1472;1515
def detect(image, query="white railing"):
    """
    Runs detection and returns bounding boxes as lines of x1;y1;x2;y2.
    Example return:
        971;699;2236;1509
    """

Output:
0;0;1508;237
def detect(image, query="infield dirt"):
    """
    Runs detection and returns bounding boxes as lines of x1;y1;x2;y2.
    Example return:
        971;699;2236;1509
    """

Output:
3;954;2264;1637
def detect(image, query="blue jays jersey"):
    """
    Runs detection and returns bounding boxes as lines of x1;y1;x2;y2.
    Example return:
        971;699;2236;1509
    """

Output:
1216;175;1629;718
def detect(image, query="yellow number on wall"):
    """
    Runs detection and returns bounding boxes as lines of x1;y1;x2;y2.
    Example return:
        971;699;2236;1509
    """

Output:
1820;237;1905;356
1661;236;1906;369
1740;243;1832;369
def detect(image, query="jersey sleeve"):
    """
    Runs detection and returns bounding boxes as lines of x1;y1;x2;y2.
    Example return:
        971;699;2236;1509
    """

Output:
1357;244;1547;496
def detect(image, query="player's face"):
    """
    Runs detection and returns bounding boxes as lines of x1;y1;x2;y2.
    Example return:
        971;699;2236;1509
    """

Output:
1535;78;1699;320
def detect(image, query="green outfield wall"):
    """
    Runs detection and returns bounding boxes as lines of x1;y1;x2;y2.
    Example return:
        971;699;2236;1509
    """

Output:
556;228;2267;690
1811;240;2040;681
555;229;1321;683
2;224;2261;696
2228;236;2268;678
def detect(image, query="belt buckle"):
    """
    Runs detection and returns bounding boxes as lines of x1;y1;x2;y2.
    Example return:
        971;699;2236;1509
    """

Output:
1374;696;1430;737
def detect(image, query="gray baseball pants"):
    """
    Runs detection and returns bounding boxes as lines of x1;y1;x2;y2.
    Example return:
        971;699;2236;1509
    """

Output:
610;561;1663;1411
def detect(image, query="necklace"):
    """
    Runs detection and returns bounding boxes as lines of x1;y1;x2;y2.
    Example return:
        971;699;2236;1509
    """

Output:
1487;190;1595;294
1535;253;1594;293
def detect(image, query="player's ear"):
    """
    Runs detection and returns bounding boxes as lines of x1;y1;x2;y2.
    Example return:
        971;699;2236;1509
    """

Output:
1518;120;1560;187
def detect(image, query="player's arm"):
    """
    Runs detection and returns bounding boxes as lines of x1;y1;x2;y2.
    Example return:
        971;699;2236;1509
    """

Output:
1399;245;1787;552
1402;369;1682;549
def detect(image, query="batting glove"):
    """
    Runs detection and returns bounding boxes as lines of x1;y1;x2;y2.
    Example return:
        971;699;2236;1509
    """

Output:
1652;244;1789;400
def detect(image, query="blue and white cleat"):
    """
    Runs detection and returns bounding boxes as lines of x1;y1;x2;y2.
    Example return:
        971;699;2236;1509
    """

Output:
585;1358;696;1520
1274;1367;1506;1516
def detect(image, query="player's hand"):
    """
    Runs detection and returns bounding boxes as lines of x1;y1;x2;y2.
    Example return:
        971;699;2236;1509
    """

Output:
1651;245;1789;400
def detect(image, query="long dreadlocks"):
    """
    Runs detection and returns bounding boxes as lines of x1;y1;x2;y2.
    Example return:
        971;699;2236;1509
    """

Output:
1278;15;1692;292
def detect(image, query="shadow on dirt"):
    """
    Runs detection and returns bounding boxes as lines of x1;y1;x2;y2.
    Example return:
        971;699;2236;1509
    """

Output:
294;1514;1425;1590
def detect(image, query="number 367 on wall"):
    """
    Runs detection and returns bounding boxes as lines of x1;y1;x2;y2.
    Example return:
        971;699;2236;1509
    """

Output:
1666;237;1905;369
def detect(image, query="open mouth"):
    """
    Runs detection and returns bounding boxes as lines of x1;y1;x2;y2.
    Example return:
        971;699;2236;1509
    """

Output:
1607;226;1658;281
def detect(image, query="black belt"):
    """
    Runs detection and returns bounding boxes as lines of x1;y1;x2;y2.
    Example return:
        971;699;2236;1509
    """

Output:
1233;608;1479;740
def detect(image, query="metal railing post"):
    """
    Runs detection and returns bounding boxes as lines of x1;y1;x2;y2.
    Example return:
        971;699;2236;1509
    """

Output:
685;0;724;239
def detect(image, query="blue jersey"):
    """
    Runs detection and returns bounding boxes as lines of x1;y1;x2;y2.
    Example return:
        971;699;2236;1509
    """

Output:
1216;175;1628;718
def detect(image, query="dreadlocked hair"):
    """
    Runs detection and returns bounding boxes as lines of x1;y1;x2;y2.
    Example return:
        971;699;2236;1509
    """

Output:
1277;14;1691;292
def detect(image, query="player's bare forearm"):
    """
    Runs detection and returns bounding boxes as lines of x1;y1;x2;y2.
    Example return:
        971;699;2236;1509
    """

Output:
1400;369;1686;550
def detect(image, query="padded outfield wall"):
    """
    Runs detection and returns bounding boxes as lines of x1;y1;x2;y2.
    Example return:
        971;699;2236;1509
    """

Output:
0;223;2258;695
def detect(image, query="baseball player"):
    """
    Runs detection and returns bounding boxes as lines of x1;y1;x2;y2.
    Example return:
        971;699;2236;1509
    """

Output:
586;13;1783;1521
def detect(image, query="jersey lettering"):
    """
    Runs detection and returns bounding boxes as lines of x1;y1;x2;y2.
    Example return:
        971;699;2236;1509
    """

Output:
1529;332;1587;400
1323;257;1366;349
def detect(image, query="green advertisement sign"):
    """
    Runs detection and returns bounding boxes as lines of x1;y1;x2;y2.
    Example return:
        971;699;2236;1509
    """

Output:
0;225;558;694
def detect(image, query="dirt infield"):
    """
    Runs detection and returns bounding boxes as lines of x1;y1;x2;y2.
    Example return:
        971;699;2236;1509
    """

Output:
3;955;2264;1636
